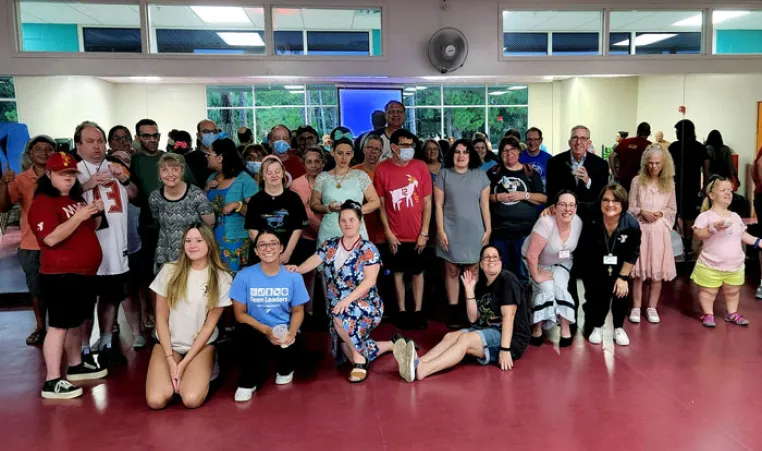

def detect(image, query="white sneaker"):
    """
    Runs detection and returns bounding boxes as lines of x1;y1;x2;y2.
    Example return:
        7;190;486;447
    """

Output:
234;386;256;402
133;335;147;349
756;285;762;299
588;327;602;344
614;328;630;346
275;371;294;385
629;308;641;324
646;308;660;324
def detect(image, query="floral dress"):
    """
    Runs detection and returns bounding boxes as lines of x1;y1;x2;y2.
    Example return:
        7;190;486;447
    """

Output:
208;186;251;273
317;237;384;364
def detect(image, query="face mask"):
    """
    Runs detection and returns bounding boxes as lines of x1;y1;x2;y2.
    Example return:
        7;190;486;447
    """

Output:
399;148;415;161
201;132;219;149
247;161;261;174
273;140;290;155
323;145;331;152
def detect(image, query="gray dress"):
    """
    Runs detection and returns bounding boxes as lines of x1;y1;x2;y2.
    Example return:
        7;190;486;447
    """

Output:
435;168;490;264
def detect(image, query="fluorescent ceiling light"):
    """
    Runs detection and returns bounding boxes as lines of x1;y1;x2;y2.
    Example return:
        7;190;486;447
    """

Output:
613;34;676;47
416;86;427;90
489;91;508;96
129;76;161;81
508;85;527;90
420;75;493;81
673;10;749;27
403;92;414;96
288;90;305;94
191;6;251;24
283;85;304;89
217;32;264;47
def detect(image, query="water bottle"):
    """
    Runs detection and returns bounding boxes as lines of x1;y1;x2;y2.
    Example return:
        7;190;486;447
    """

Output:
272;324;289;348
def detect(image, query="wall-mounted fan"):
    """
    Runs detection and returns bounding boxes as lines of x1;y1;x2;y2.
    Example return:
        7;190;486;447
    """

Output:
428;27;468;74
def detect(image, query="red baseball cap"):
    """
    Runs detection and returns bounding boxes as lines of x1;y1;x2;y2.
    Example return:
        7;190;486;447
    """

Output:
46;152;79;173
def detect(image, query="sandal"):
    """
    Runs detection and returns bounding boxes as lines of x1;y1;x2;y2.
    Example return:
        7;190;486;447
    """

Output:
26;328;46;346
724;312;749;326
348;359;370;383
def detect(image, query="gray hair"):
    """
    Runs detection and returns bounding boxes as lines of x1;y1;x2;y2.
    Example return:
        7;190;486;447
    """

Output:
570;125;590;139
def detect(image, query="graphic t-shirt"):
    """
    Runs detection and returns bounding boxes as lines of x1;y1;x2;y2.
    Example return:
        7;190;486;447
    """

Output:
473;270;530;358
28;194;103;275
230;264;310;327
519;150;552;192
150;263;233;353
244;189;308;245
373;158;433;243
488;165;543;238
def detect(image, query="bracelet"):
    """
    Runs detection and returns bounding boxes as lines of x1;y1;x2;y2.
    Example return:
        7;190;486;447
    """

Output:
618;274;630;282
755;238;761;249
235;201;243;213
499;346;511;353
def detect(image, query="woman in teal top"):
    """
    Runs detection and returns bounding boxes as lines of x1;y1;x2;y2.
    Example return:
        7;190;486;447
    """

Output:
309;137;380;245
205;138;259;273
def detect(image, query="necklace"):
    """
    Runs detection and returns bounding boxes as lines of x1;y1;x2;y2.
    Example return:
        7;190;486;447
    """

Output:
334;168;350;189
341;235;361;251
83;159;105;179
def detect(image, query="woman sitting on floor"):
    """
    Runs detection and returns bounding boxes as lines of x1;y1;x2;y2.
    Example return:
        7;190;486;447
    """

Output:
145;223;232;409
288;200;393;383
392;245;531;382
230;229;309;402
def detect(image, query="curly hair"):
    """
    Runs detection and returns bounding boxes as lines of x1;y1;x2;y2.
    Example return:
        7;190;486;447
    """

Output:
637;144;675;192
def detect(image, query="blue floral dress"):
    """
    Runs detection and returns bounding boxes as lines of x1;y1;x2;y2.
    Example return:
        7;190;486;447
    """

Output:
317;237;384;363
208;186;251;273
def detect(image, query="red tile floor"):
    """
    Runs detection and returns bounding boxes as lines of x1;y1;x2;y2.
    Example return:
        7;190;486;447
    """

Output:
1;226;761;450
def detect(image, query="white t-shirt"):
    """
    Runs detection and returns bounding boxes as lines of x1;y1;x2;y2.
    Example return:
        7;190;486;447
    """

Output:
379;133;392;162
150;263;233;353
521;214;583;266
77;159;129;275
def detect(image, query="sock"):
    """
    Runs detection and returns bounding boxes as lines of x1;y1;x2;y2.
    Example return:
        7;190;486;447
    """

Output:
99;333;113;350
81;344;91;354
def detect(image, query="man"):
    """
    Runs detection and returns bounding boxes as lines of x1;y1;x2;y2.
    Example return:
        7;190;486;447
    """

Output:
374;129;432;330
546;125;610;206
610;122;652;192
186;119;218;186
0;135;54;345
237;127;253;153
519;127;552;193
354;110;387;158
294;125;319;157
669;119;710;245
654;130;671;151
364;101;406;161
75;121;137;367
107;126;133;155
269;124;305;181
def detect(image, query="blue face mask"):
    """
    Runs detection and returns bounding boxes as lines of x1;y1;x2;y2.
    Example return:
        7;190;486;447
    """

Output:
399;148;415;161
247;161;262;174
323;145;331;152
201;132;219;149
273;140;290;155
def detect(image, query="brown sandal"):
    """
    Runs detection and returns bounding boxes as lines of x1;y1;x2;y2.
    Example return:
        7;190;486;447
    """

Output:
348;359;370;383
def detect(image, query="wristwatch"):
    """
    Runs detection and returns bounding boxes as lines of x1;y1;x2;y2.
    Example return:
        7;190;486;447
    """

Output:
618;274;630;282
524;192;530;200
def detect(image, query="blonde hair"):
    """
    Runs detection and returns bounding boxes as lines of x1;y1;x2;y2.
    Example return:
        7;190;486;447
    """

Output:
638;144;675;192
257;156;289;188
165;224;230;311
158;152;186;170
700;177;733;213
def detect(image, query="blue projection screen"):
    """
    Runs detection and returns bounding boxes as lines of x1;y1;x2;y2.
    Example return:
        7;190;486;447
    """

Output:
338;88;403;136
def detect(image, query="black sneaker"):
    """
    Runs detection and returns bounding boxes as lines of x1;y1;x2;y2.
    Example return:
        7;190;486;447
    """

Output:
41;378;83;399
396;311;412;330
412;311;428;330
446;305;464;330
99;343;127;367
67;360;108;381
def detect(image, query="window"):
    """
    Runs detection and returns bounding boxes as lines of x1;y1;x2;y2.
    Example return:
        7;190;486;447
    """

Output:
148;5;265;54
609;11;703;55
19;1;141;53
713;10;762;55
0;77;18;123
502;11;602;56
272;7;382;56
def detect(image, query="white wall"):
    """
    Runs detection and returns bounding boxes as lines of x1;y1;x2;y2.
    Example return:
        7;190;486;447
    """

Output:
15;76;115;140
527;82;555;152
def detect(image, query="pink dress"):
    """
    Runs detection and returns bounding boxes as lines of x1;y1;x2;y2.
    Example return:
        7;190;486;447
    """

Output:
628;176;677;281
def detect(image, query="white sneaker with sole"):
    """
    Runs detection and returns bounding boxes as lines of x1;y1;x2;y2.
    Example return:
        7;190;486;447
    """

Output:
133;335;147;349
628;308;641;324
275;372;294;385
646;308;660;324
614;328;630;346
234;387;256;402
756;285;762;299
588;327;602;344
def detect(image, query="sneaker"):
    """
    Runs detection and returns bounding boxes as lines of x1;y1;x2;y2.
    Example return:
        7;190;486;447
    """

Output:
628;308;641;324
756;285;762;299
81;349;98;367
133;335;147;349
646;308;660;324
613;328;630;346
724;312;749;326
66;360;108;381
41;378;83;399
588;327;602;344
701;314;716;328
275;372;294;385
234;387;256;402
393;340;418;383
99;343;128;367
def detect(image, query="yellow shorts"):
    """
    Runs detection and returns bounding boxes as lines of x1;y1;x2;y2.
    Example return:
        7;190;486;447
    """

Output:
690;261;745;288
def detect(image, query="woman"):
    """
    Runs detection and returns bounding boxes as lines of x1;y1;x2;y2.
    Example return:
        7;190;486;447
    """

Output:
288;201;393;383
145;224;232;409
422;139;443;183
704;130;738;187
29;152;108;399
628;145;677;324
393;245;530;382
230;230;309;401
242;144;269;176
205;138;258;273
474;137;497;172
522;191;582;347
435;139;491;327
149;153;215;273
309;137;380;245
244;156;308;264
577;184;641;346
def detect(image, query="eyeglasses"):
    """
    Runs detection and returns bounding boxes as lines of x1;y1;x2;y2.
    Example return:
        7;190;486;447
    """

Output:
526;138;542;143
256;241;281;250
557;202;577;209
111;136;132;143
364;146;382;153
571;136;589;142
481;256;500;262
139;133;161;140
201;129;220;134
602;198;621;204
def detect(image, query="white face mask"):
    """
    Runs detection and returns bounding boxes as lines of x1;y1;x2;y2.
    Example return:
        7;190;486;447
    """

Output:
399;148;415;161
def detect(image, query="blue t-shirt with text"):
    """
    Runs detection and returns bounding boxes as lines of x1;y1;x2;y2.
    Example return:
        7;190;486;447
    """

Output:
230;264;310;328
519;150;552;192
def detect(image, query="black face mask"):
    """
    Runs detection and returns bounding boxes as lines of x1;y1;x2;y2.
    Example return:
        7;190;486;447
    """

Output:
238;134;248;144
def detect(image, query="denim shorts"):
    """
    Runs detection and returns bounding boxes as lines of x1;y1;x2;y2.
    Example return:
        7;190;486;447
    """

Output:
17;249;41;297
459;327;502;365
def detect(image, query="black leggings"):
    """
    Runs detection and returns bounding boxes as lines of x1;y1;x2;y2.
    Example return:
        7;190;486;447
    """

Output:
235;323;300;389
582;275;628;330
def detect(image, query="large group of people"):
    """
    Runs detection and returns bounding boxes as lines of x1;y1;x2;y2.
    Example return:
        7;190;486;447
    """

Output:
1;104;759;406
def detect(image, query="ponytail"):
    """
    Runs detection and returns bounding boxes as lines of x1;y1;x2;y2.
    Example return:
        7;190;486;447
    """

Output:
700;177;728;213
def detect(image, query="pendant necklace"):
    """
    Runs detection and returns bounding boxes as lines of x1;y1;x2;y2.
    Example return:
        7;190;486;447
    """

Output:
335;169;350;189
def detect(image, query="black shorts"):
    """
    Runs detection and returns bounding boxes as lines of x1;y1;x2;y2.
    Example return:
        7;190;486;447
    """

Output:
95;273;127;304
127;248;153;289
385;242;426;275
41;273;97;329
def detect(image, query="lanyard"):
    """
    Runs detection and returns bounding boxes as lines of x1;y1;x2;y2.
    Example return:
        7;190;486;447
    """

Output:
603;226;619;256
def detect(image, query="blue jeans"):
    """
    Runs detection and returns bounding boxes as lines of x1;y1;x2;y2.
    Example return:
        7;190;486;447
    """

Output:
491;236;528;286
459;327;502;364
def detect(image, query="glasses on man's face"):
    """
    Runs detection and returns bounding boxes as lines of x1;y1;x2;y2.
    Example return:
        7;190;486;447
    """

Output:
257;241;281;251
112;135;131;143
481;255;500;262
526;138;542;143
201;129;220;134
365;146;382;153
557;202;577;209
139;133;161;141
571;136;589;142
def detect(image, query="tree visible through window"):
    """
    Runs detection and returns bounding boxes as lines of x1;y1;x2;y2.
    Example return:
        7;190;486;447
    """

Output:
0;77;18;123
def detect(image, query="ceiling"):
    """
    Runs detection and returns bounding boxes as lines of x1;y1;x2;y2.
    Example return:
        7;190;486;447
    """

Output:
96;75;582;85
